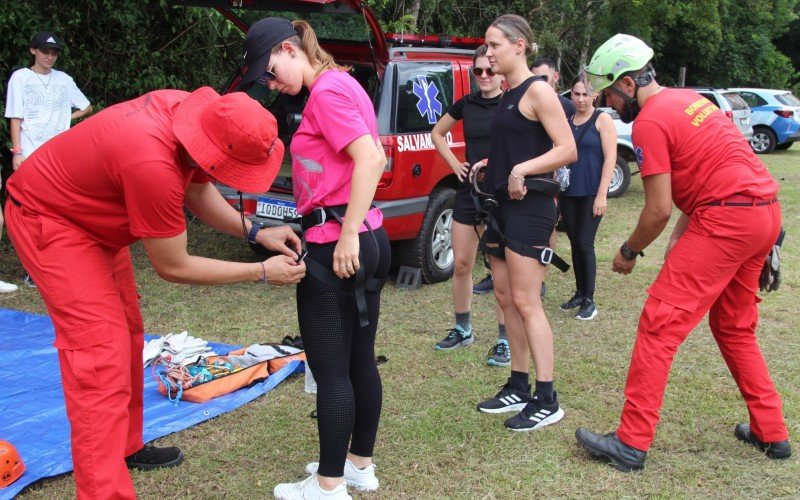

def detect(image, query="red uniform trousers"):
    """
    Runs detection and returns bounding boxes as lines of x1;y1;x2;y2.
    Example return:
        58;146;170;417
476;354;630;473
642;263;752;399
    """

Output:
5;201;143;500
616;200;788;451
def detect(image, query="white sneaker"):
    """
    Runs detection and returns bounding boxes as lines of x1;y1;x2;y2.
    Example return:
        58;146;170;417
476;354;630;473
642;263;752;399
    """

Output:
0;280;19;293
273;474;351;500
305;460;379;491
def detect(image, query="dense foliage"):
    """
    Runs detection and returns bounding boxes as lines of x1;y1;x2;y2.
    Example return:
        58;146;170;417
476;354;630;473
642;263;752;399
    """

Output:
1;0;798;174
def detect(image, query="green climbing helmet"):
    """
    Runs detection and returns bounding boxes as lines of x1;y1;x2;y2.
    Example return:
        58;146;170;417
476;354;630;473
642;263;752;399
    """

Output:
584;34;654;94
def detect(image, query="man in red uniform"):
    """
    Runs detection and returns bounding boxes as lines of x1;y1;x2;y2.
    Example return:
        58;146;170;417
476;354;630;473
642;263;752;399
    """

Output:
4;87;306;498
574;34;791;471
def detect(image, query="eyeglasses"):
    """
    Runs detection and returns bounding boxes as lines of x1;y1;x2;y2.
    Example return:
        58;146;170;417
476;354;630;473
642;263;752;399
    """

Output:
256;51;282;86
471;67;495;78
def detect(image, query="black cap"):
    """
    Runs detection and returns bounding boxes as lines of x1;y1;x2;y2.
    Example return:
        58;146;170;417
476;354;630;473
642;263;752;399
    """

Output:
30;31;63;51
241;18;298;87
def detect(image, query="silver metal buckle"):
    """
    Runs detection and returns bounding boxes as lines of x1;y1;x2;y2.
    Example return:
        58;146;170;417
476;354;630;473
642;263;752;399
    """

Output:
313;208;327;227
539;247;553;265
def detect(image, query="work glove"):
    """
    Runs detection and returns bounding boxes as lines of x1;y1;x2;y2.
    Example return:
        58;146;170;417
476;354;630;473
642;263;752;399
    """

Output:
759;228;785;293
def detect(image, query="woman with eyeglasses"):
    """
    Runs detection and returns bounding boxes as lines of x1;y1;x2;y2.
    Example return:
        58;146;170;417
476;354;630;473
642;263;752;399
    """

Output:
558;76;617;321
240;17;389;500
430;44;510;366
470;14;576;432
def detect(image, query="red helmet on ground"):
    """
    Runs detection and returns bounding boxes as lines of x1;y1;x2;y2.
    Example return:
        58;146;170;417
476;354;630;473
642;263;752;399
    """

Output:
0;441;25;488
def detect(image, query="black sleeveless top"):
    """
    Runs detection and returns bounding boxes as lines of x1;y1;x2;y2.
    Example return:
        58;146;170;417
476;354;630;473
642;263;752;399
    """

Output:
485;75;553;193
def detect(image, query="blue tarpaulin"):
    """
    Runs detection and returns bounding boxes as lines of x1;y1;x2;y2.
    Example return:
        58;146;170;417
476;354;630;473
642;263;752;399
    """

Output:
0;308;303;499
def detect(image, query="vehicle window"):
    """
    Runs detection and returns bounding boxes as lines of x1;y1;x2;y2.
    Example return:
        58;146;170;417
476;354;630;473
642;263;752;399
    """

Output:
739;92;767;107
723;92;749;111
395;62;454;133
233;10;371;42
776;92;800;106
698;92;720;107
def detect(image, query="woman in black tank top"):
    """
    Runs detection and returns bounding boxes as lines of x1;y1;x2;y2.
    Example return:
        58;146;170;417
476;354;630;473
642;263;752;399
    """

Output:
472;15;577;432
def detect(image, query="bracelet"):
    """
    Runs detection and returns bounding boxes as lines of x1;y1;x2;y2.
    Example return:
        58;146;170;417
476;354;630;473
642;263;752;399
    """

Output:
259;261;268;283
9;146;21;155
12;152;23;157
510;172;524;182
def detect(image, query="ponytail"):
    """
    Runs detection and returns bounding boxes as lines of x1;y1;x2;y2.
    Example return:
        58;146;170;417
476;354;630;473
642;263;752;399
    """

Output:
288;20;350;77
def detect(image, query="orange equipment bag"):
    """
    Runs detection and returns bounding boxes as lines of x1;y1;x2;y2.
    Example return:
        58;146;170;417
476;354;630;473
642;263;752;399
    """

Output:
155;344;305;403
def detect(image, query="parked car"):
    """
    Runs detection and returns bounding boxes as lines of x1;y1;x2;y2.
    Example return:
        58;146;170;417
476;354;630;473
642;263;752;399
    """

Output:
176;0;485;283
730;88;800;154
688;87;754;140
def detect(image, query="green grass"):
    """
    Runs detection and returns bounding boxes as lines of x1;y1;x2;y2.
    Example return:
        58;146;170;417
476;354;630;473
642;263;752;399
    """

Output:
2;148;799;498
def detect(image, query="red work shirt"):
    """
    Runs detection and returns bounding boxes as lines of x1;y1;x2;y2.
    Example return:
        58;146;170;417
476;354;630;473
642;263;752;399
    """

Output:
632;88;778;215
7;90;209;248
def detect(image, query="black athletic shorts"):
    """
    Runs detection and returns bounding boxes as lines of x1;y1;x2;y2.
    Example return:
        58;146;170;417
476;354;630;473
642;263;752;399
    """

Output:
453;181;482;226
484;192;557;257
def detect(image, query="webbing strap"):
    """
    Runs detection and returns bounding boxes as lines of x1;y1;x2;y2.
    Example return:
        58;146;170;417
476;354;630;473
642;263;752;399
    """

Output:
300;207;384;327
470;190;570;272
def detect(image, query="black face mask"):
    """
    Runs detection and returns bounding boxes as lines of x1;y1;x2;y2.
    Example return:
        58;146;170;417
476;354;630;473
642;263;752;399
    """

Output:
609;86;641;124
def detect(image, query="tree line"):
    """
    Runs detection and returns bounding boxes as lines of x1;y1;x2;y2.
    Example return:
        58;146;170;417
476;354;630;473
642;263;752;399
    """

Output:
1;0;798;173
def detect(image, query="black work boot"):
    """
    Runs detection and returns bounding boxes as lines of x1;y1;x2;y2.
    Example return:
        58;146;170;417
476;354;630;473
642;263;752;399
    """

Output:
734;424;792;459
125;444;184;471
575;428;647;472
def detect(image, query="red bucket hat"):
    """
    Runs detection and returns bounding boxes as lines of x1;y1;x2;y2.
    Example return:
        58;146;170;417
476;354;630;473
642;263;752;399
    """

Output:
173;87;284;193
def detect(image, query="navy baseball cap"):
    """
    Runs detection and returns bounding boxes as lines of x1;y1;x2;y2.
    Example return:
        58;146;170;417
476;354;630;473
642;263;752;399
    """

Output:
241;18;298;87
30;31;63;51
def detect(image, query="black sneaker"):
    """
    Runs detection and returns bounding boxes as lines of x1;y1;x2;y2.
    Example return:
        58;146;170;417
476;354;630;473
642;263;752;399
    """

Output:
434;325;474;350
560;292;583;310
485;340;511;367
576;298;597;320
477;379;529;413
125;444;184;471
473;274;493;294
575;428;647;472
504;392;564;431
734;423;792;459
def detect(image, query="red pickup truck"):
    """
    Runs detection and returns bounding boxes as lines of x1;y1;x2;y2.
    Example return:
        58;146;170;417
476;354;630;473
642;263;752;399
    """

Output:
175;0;483;283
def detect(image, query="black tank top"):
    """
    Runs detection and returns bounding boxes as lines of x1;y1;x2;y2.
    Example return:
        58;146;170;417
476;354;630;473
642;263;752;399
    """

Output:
486;75;552;193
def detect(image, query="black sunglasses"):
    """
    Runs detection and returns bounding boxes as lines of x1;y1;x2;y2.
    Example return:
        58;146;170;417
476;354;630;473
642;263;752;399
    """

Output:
471;67;495;77
257;69;277;86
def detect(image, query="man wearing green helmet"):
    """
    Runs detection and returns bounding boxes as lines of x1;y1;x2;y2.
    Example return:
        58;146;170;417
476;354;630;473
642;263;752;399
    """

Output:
574;34;791;471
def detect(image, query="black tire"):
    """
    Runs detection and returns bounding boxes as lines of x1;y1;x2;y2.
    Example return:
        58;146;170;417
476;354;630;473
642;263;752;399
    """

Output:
750;127;777;154
607;157;631;198
395;187;456;284
775;142;793;151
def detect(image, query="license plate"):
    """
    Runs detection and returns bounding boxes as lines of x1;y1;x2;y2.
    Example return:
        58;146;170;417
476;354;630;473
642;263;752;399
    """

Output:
256;197;298;221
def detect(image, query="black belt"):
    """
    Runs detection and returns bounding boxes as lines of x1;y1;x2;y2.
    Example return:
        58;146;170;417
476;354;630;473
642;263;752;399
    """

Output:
288;204;349;231
706;195;778;207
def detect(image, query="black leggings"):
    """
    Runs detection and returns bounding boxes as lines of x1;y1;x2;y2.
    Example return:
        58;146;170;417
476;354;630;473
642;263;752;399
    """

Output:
296;227;391;477
559;195;602;298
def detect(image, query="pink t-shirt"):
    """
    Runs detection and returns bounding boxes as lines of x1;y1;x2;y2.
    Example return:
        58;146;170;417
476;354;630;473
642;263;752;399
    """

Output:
290;70;383;244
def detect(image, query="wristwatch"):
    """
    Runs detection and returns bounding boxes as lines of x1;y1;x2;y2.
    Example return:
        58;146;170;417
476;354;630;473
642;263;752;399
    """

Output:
247;221;264;245
620;242;644;261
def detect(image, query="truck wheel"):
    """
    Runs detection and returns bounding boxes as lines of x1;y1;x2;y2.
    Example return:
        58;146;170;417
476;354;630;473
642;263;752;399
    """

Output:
396;187;456;284
750;127;777;154
607;157;631;198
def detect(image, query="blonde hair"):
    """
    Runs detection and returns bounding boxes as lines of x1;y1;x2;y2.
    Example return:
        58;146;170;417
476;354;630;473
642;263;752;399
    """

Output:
272;20;350;77
489;15;539;56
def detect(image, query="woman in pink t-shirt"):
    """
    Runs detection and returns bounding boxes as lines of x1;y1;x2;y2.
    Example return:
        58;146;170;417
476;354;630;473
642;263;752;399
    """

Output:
241;17;389;499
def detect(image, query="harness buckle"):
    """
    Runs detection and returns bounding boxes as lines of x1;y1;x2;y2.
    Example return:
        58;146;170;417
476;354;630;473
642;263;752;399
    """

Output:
539;247;553;265
312;207;327;227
